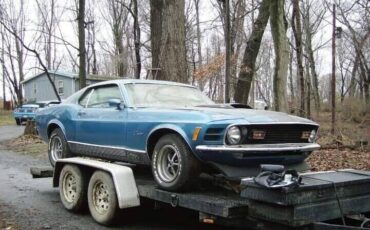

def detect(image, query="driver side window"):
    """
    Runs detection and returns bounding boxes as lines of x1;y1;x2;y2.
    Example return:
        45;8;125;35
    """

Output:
78;85;122;108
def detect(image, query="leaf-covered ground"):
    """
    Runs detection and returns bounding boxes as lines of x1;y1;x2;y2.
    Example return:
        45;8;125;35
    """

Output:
1;135;47;157
307;149;370;171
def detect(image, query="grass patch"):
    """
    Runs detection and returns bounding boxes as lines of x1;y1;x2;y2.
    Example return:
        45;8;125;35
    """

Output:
2;135;47;157
0;110;14;126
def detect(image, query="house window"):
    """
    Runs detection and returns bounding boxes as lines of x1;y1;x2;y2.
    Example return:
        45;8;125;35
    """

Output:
33;83;37;94
58;80;64;95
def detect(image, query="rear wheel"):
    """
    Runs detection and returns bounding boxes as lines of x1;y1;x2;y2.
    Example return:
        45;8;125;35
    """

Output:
59;164;87;212
88;170;118;225
48;128;72;167
151;134;201;191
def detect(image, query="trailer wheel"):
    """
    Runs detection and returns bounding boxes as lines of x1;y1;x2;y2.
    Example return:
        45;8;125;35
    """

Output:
88;170;118;225
48;128;72;167
152;134;201;191
59;164;87;212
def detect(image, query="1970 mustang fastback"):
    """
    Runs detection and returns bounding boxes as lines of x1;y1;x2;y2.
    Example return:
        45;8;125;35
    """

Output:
36;79;320;191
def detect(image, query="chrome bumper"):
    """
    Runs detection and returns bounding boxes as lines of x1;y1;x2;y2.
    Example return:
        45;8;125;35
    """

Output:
196;143;320;153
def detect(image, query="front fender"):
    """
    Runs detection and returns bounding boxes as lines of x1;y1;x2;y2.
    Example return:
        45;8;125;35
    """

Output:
147;124;192;149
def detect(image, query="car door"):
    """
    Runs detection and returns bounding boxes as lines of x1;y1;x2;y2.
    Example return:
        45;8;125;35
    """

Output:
75;84;126;148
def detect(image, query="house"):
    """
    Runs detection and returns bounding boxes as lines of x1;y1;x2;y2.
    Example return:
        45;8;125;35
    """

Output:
21;70;120;102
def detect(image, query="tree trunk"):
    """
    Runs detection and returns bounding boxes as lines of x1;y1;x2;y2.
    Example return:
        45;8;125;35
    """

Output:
305;57;311;118
133;0;141;79
234;0;270;104
270;0;289;112
291;0;305;117
288;38;295;104
14;35;24;104
1;26;6;109
150;0;187;83
348;53;360;98
24;120;37;136
306;34;320;111
194;0;204;90
78;0;86;89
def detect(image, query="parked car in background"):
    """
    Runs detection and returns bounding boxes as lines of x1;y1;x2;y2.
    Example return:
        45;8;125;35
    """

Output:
35;79;320;191
13;104;40;125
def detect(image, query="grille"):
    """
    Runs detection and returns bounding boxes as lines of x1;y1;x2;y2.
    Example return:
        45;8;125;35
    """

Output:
242;124;317;144
204;128;224;141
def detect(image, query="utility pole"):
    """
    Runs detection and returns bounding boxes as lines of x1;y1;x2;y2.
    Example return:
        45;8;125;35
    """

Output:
331;4;336;135
224;0;231;103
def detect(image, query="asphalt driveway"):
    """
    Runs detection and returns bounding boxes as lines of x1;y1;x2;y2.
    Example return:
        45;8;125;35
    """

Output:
0;125;224;230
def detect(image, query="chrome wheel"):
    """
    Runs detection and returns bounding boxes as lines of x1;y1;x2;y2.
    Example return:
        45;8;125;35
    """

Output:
50;136;62;162
92;181;110;214
156;145;181;183
62;172;77;203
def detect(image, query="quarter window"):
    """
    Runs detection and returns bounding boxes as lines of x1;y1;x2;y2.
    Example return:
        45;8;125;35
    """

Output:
87;85;122;108
78;85;122;108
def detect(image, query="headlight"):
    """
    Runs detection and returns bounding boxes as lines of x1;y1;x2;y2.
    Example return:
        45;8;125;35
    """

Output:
226;126;241;145
308;130;317;143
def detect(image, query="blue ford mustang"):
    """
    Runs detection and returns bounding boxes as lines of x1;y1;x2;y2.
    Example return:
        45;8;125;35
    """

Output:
36;79;320;191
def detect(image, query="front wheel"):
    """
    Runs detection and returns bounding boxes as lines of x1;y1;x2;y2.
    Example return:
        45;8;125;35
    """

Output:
151;134;201;191
15;119;21;125
48;128;72;167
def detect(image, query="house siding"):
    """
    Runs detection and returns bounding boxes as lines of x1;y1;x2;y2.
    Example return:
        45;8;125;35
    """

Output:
23;73;74;102
23;71;119;102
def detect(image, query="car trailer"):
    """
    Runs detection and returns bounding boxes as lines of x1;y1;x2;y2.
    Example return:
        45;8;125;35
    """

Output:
30;157;370;229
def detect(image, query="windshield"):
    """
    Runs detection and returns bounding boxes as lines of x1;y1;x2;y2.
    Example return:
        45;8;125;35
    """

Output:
125;83;215;107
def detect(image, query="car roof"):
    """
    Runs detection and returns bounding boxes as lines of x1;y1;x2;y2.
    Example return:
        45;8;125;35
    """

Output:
89;79;196;89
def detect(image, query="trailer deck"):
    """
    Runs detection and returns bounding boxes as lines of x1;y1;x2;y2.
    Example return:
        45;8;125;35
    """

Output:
30;159;370;229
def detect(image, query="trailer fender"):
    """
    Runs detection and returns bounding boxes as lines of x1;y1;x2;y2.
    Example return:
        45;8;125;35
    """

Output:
54;157;140;209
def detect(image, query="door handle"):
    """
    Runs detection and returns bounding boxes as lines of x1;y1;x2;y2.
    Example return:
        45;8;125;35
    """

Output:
78;111;86;116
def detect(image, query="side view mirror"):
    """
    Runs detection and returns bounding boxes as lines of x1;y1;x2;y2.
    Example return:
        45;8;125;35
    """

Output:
108;98;123;110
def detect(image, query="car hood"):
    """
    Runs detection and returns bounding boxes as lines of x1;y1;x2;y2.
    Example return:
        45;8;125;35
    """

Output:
156;106;318;125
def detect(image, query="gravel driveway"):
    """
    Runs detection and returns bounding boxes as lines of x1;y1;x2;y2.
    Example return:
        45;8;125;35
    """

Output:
0;125;222;230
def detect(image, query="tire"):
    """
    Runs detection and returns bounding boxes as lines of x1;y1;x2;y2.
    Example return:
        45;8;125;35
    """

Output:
88;170;118;225
59;164;87;212
15;119;20;125
151;134;201;191
48;128;72;167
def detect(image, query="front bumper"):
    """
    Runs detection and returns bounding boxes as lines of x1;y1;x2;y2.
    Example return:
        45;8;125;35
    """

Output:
195;143;320;167
196;143;320;153
14;113;36;120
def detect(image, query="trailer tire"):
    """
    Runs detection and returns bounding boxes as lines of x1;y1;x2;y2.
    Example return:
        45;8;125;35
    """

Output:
152;134;201;191
88;170;118;225
48;128;72;167
59;164;87;212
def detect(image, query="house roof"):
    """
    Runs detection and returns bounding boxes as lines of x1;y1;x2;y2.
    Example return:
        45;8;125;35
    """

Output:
21;70;120;84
